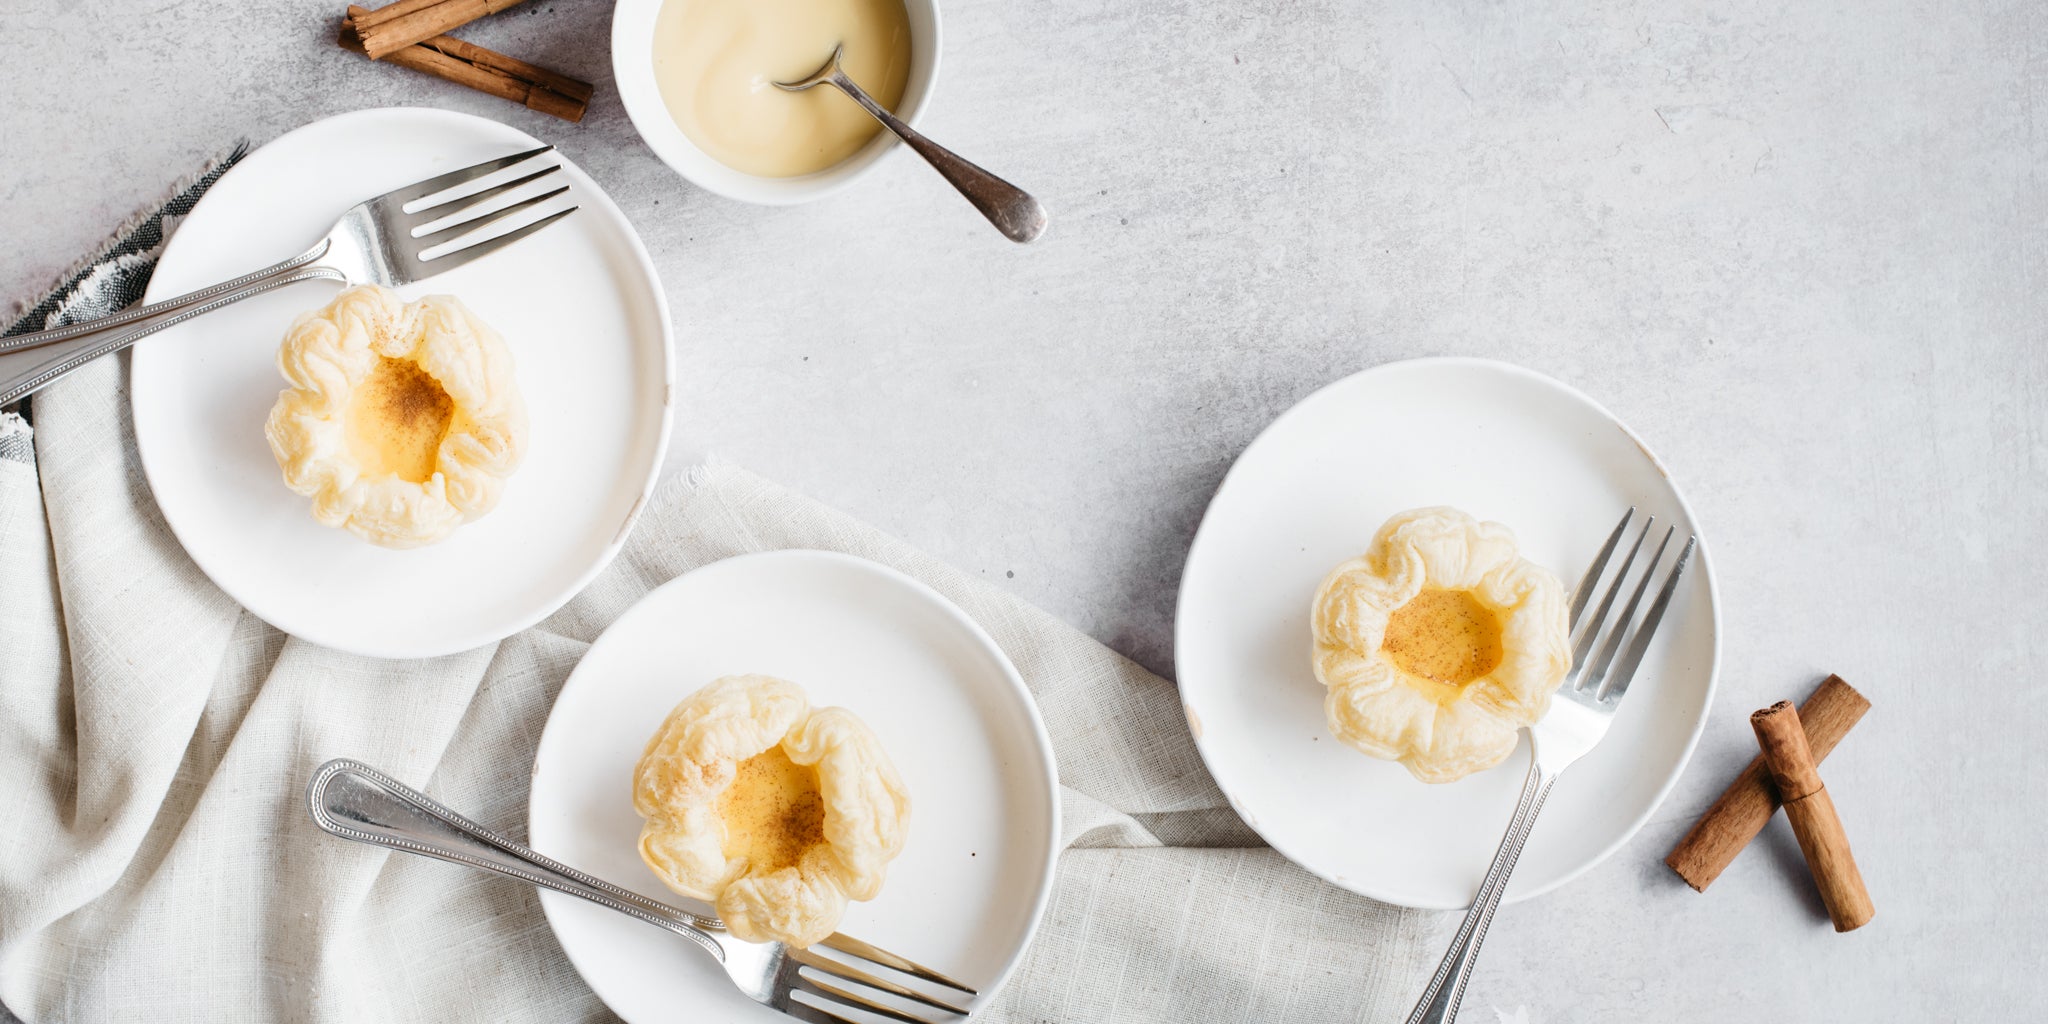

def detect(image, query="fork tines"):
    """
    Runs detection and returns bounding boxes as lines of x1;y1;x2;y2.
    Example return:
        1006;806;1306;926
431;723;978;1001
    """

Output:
817;932;977;995
1564;507;1698;704
391;145;579;268
785;945;971;1023
390;145;555;207
788;999;909;1024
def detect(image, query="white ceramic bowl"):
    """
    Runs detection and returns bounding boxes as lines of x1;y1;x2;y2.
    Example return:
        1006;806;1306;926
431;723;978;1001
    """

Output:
611;0;941;205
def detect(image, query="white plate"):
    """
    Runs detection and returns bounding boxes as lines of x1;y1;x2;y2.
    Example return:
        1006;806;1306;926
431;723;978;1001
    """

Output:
528;550;1059;1022
131;108;673;659
1176;357;1720;910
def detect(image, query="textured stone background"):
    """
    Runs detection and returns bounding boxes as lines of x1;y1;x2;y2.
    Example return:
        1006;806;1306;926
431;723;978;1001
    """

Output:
2;0;2043;1019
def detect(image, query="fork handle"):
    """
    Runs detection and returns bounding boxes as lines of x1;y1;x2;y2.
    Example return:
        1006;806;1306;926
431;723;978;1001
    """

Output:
0;266;343;407
1404;756;1560;1024
303;759;726;962
0;240;329;356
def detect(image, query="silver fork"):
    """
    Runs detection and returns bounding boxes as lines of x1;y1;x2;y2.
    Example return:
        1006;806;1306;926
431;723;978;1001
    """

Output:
0;146;576;407
306;759;975;1024
1405;508;1697;1024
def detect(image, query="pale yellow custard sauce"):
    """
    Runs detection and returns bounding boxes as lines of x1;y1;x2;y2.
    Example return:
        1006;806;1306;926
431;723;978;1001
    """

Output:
652;0;912;177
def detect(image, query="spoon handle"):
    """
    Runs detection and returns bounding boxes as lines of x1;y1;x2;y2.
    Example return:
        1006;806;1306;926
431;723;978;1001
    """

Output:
828;71;1048;243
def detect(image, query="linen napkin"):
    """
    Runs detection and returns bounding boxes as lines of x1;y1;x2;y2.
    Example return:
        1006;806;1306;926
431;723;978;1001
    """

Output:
0;163;1438;1024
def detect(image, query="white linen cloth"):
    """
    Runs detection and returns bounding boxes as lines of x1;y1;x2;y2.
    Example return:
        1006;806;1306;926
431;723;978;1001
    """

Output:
0;234;1436;1024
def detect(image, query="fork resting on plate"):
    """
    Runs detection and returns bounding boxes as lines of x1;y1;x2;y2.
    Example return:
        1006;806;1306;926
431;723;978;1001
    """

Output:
307;758;975;1024
1404;508;1696;1024
0;146;576;407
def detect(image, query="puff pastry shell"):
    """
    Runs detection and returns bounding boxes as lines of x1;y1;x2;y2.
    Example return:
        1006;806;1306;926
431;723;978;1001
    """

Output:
1312;507;1571;783
264;284;526;548
633;675;910;947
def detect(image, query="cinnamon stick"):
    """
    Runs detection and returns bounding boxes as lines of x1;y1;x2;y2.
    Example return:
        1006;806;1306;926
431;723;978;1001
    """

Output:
1665;674;1869;892
1750;701;1875;931
340;7;592;123
351;0;531;61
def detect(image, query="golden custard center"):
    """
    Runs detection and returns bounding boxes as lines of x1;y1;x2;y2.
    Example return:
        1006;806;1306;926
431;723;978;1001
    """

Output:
718;746;828;874
344;356;459;484
1381;588;1506;694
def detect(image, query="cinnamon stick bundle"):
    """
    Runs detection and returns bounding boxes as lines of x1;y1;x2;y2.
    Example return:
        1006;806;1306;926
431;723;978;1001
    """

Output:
1751;701;1875;931
1665;675;1869;891
340;6;592;123
351;0;532;60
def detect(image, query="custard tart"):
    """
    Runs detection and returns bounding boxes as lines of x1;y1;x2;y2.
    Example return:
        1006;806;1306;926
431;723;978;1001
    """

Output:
264;285;526;548
1312;507;1571;783
633;675;909;947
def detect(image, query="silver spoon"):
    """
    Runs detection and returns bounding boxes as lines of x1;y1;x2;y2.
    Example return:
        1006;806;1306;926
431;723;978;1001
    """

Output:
776;44;1048;243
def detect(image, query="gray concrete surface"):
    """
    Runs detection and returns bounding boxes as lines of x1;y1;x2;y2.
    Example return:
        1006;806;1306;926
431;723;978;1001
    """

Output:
3;0;2043;1019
